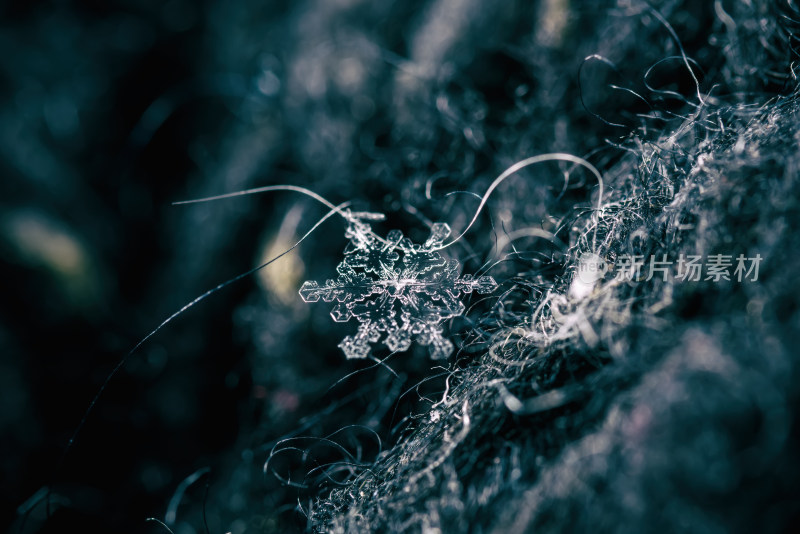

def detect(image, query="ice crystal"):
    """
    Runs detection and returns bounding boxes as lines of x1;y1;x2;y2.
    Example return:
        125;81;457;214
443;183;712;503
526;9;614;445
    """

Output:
299;214;497;360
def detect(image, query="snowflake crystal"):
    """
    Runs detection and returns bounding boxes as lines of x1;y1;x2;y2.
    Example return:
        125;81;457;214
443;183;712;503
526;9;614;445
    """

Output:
299;214;497;360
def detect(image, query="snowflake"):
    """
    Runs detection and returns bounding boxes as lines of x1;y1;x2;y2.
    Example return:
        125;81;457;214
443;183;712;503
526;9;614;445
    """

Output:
299;214;497;360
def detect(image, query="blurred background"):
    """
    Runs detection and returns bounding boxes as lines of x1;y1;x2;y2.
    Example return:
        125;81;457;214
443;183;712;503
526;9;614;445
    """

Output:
1;0;774;532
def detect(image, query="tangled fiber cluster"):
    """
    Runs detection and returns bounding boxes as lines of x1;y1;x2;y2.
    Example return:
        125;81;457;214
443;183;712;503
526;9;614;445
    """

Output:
300;2;800;533
310;94;800;533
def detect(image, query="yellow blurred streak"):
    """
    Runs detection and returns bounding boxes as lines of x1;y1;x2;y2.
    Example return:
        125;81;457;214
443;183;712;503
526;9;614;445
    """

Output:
256;203;306;307
3;210;102;311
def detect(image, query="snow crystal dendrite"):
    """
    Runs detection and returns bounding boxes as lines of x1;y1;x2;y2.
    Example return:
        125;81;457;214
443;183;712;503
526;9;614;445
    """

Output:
299;214;497;360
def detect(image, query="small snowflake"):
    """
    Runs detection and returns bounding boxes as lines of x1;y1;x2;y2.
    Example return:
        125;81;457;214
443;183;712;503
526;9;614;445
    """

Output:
299;214;497;360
